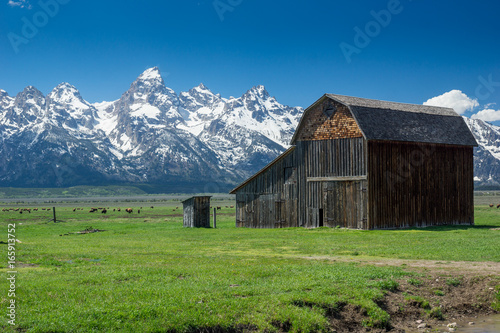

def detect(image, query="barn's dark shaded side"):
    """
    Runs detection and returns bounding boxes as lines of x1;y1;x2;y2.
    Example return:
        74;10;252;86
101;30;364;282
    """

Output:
230;94;477;229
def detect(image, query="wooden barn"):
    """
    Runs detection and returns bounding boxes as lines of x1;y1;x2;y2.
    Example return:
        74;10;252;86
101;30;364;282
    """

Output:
230;94;477;229
182;196;211;228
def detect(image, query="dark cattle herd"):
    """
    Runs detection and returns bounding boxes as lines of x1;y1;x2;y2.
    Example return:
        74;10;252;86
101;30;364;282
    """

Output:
1;204;236;215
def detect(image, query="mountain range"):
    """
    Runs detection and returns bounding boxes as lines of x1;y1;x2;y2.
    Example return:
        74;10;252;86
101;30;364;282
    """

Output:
0;67;498;192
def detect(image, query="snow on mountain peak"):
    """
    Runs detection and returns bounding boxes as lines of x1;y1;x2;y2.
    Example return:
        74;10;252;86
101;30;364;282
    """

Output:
48;82;88;106
247;85;270;99
137;67;163;82
193;83;212;94
15;86;45;105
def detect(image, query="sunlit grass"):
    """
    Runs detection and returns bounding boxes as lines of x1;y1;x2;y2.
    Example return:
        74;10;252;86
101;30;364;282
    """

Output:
0;204;498;332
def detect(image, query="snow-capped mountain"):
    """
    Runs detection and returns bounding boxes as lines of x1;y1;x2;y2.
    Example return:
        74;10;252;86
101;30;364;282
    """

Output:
0;67;303;191
463;117;500;186
178;83;301;176
2;66;498;191
46;83;98;132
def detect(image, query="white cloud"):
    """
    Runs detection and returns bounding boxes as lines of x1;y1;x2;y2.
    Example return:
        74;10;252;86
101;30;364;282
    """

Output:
471;109;500;122
423;90;479;114
7;0;31;8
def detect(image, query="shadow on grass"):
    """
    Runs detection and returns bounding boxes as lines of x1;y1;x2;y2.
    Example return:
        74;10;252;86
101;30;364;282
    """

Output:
401;224;500;232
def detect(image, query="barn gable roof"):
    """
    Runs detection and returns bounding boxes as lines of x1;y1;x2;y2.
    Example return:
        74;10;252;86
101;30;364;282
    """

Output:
229;146;296;194
291;94;477;146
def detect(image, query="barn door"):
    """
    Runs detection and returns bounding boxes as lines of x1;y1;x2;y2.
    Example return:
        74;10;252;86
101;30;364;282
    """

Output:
323;181;367;229
323;182;341;228
274;200;285;228
236;199;246;228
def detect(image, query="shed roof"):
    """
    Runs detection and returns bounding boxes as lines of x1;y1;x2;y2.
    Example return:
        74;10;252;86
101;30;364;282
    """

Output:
291;94;477;146
181;196;212;204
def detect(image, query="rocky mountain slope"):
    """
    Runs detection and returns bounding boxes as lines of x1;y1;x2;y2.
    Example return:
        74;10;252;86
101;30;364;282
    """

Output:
0;67;498;191
0;68;302;191
463;117;500;187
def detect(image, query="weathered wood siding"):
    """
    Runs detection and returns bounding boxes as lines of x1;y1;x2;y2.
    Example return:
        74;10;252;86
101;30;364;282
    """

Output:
183;196;211;228
295;138;367;228
294;99;363;141
235;137;367;228
235;149;298;228
367;141;474;229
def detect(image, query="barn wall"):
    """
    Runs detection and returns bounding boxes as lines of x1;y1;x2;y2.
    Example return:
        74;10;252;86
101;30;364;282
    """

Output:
367;141;474;229
235;149;298;228
295;138;367;227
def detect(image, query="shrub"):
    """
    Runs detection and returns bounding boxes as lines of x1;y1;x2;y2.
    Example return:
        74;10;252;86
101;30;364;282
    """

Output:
427;307;444;320
433;289;445;296
446;278;462;287
405;296;430;310
363;307;390;329
493;285;500;311
407;278;423;287
376;279;399;292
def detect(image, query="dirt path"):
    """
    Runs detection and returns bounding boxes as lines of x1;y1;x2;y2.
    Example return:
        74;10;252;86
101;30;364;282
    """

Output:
302;255;500;275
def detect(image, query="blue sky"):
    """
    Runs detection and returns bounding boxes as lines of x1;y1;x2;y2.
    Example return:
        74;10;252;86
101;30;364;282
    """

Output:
1;0;500;123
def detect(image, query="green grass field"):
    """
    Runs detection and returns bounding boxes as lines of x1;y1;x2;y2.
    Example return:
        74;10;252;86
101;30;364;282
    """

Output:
0;203;499;332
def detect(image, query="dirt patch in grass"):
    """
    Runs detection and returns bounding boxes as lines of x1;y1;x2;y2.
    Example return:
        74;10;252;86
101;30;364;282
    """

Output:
386;274;499;332
313;274;499;333
302;256;500;276
300;256;500;332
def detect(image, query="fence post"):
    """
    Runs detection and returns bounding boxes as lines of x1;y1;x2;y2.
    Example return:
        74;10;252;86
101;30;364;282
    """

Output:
53;207;56;223
213;208;216;229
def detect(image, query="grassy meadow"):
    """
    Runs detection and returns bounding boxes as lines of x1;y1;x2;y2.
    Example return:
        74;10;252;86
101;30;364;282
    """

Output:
0;200;499;332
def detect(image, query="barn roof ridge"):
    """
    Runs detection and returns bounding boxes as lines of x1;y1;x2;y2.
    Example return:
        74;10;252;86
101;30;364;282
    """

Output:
290;93;477;147
325;93;458;116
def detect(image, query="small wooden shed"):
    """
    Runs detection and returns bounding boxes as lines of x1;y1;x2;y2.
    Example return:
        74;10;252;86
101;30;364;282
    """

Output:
182;196;211;228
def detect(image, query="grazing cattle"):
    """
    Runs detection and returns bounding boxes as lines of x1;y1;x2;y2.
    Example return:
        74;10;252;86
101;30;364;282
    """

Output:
137;210;140;214
101;209;107;214
89;208;98;213
216;206;221;210
33;208;38;211
497;204;500;209
117;208;121;212
125;208;133;214
113;209;116;212
490;204;494;208
19;211;22;214
230;205;234;208
73;208;77;212
150;206;154;209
